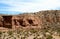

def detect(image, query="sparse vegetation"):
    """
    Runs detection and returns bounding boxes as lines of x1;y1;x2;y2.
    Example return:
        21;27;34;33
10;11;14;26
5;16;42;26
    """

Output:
0;27;59;39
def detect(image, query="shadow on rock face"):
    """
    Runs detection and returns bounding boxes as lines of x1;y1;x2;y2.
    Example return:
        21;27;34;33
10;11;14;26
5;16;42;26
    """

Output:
3;16;12;29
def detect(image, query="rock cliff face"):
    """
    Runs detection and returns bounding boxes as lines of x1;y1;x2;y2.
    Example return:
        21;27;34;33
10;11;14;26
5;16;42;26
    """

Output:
0;10;60;30
0;14;41;30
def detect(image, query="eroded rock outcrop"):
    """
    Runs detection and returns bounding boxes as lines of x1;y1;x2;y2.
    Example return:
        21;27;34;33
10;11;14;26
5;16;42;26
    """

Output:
0;14;41;30
0;10;60;30
12;14;41;29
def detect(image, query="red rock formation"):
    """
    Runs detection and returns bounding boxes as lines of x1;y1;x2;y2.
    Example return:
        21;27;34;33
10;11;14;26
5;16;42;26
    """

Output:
0;14;41;30
0;10;60;30
12;14;41;29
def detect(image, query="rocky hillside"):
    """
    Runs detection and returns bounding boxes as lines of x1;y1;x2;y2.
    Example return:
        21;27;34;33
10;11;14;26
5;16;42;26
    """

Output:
35;10;60;30
0;10;60;30
0;10;60;39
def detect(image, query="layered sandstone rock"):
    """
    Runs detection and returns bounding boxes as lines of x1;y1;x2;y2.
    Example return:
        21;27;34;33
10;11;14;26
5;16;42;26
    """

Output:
12;14;41;29
0;14;41;30
0;10;60;30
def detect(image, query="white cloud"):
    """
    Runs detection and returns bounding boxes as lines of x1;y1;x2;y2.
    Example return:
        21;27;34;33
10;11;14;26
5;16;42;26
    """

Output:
0;0;60;13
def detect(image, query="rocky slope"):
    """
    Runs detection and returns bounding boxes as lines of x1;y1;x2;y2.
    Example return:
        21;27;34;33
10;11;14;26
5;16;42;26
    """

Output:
0;10;60;39
0;10;60;30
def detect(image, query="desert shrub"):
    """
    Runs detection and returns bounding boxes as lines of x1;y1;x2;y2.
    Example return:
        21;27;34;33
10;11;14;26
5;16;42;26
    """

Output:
21;37;26;39
0;31;2;38
30;28;38;33
7;30;13;35
46;35;53;39
0;31;2;35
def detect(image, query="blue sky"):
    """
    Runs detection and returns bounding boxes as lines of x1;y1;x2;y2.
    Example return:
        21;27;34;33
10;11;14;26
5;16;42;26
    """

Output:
0;0;60;15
